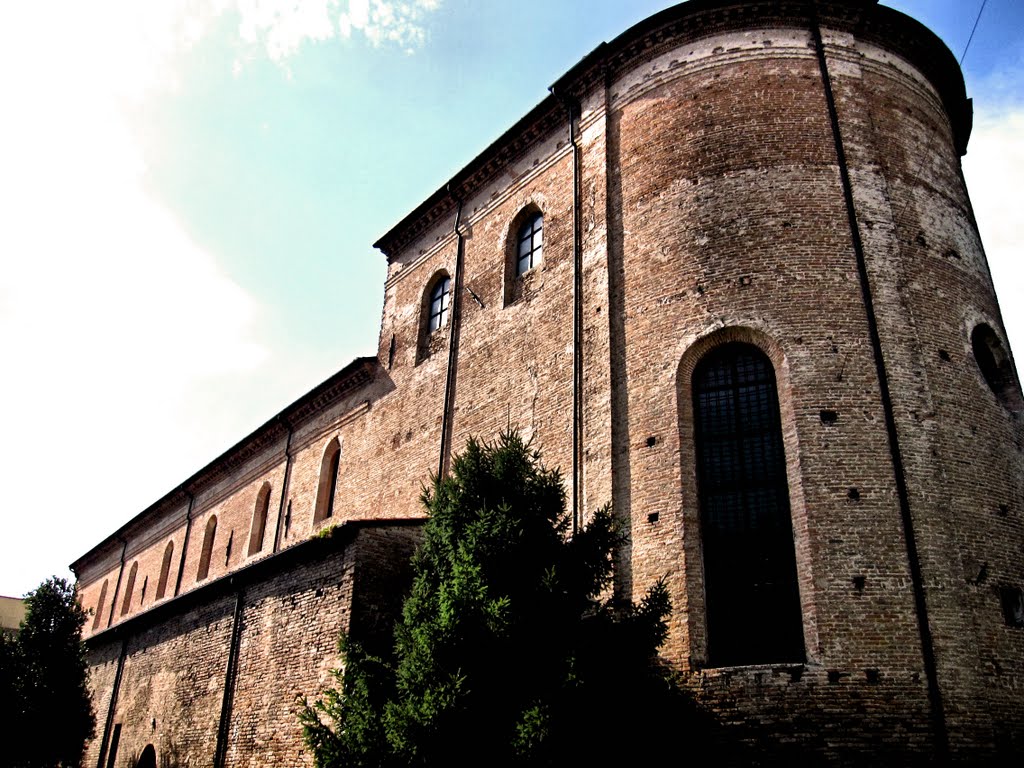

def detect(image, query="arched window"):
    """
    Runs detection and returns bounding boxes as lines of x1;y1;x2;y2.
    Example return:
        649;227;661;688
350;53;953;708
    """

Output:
314;439;341;525
120;562;138;616
428;276;451;332
93;579;108;630
249;482;272;555
693;342;803;666
156;541;174;600
516;211;543;276
197;516;217;582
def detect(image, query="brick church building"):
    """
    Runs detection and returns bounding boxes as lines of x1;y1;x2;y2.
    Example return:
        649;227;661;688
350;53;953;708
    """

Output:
74;1;1024;764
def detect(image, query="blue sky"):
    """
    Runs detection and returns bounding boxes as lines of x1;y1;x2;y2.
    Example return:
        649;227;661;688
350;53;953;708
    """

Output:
0;0;1020;598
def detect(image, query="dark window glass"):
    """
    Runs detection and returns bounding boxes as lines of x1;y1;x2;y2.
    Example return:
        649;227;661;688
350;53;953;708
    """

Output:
429;277;451;332
325;449;341;520
693;343;804;666
516;213;543;276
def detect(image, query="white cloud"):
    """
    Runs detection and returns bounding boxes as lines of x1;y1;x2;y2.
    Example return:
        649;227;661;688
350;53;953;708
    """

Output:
963;65;1024;357
0;2;251;597
0;0;444;596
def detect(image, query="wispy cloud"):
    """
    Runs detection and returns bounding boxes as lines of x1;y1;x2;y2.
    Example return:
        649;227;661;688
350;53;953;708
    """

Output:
230;0;442;63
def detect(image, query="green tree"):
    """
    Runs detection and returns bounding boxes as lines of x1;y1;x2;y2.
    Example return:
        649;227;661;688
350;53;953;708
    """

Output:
302;432;692;767
1;577;96;768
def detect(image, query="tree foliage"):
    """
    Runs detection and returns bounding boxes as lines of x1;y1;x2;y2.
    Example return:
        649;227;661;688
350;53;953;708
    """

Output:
0;577;96;768
302;432;692;767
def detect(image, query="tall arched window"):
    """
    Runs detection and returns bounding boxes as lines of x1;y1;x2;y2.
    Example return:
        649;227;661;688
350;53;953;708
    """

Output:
516;211;543;276
156;541;174;600
314;439;341;525
693;342;803;666
248;482;272;555
197;515;217;582
93;579;108;630
120;562;138;616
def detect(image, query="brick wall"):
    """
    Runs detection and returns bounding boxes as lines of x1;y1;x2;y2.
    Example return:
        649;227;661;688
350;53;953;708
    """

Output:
84;523;422;768
75;2;1023;764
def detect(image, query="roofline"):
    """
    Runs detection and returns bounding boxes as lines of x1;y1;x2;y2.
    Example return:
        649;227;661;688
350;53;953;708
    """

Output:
373;0;968;258
82;518;425;644
70;356;382;574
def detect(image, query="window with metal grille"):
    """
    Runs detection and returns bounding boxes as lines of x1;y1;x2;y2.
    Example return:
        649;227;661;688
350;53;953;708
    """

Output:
429;276;451;332
516;212;543;276
692;342;803;666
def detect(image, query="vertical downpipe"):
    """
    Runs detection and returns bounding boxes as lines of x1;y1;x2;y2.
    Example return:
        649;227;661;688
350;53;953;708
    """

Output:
438;191;466;478
809;5;948;759
95;637;127;768
214;589;245;768
173;489;195;597
550;88;584;535
272;418;295;553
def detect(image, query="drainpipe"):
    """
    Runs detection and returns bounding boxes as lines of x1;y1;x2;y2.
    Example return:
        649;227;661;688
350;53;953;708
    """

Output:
105;538;127;629
438;188;466;478
213;588;245;768
272;417;295;553
95;636;127;768
809;4;948;759
550;86;584;535
173;488;195;597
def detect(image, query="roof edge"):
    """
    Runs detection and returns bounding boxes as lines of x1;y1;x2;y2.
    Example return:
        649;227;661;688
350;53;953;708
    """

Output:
70;356;382;575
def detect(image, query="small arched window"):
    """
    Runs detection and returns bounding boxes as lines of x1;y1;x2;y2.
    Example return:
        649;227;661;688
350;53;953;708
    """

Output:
692;342;803;666
516;211;543;276
156;541;174;600
314;439;342;525
197;515;217;582
93;579;108;630
120;562;138;616
248;482;272;556
429;276;451;332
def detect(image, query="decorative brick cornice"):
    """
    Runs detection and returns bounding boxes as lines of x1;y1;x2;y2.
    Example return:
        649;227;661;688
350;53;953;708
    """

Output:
374;0;968;260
